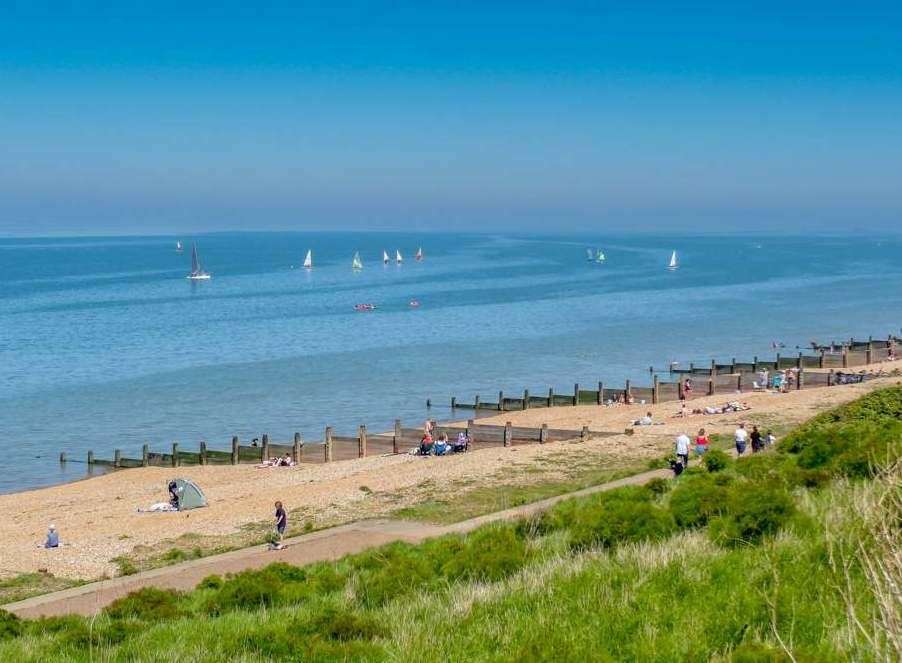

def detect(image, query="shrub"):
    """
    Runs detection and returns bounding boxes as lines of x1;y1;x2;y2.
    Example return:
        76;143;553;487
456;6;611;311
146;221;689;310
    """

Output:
703;449;731;473
0;609;22;641
668;475;730;528
645;477;670;495
438;524;530;583
103;587;186;621
197;574;223;590
709;483;796;547
205;569;283;615
307;606;387;641
351;542;438;608
565;488;675;550
113;556;138;576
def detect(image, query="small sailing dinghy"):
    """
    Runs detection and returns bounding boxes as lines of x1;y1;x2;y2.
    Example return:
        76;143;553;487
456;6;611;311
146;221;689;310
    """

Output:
303;250;313;270
382;250;390;265
396;250;403;264
187;243;211;280
586;248;594;262
595;249;606;263
668;250;679;271
175;240;183;253
415;247;424;261
352;251;363;271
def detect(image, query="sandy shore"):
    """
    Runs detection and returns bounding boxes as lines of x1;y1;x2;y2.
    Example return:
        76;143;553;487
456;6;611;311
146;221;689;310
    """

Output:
2;371;897;581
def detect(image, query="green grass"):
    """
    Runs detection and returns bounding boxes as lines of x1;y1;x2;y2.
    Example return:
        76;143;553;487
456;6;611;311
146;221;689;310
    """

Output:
0;574;84;605
1;386;899;661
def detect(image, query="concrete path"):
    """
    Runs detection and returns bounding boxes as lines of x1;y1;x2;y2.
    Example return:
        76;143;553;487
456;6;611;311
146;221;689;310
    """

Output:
4;467;669;619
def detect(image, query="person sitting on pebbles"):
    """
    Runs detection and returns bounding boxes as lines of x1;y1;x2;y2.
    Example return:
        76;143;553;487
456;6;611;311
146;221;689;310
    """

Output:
44;524;59;549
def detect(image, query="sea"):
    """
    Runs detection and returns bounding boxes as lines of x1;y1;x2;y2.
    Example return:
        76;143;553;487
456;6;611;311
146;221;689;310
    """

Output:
1;232;900;493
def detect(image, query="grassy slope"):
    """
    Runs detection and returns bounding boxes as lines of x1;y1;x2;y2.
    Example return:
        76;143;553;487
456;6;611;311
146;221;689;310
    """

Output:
1;387;899;662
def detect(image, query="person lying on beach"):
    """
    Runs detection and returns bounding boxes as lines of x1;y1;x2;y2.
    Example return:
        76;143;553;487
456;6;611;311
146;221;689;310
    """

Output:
138;502;179;512
433;433;450;456
634;411;654;426
452;432;470;453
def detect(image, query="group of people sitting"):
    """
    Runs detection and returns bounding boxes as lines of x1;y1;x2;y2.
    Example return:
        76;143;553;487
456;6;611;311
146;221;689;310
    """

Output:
753;368;797;392
418;421;470;455
256;453;295;468
604;393;636;407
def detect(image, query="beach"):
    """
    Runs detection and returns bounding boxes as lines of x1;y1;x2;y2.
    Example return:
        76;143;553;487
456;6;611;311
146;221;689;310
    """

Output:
2;372;896;581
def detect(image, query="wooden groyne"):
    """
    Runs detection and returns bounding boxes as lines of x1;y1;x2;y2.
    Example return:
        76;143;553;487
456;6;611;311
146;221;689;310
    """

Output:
446;334;899;412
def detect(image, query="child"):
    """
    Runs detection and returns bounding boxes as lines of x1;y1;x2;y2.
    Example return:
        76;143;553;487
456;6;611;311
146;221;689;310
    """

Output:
273;501;287;550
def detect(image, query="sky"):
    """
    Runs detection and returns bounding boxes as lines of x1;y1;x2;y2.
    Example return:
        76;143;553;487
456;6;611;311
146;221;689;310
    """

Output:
1;1;901;235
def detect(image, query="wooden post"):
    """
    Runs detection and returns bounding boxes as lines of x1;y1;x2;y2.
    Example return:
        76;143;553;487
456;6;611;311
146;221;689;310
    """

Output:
678;377;684;400
597;381;603;405
199;441;207;466
358;425;367;458
474;394;481;410
776;352;781;368
87;450;94;466
652;374;659;404
624;379;631;401
708;377;715;396
172;443;179;468
467;419;475;445
797;368;804;390
819;350;825;369
548;387;554;407
393;419;401;454
797;352;803;369
499;390;505;411
866;340;874;364
450;396;457;409
113;449;122;469
731;357;736;373
142;444;149;467
523;389;529;410
737;374;742;392
261;434;270;462
293;432;303;463
231;436;239;465
539;423;548;444
753;355;759;371
573;382;579;406
324;427;333;462
842;348;848;368
580;426;589;441
503;421;512;447
710;359;717;376
828;369;834;386
59;451;66;463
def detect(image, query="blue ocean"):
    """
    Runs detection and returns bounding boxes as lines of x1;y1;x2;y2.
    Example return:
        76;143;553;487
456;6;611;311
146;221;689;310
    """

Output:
1;232;900;492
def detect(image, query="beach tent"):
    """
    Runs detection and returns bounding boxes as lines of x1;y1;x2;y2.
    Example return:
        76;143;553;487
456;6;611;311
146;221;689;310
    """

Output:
170;478;208;511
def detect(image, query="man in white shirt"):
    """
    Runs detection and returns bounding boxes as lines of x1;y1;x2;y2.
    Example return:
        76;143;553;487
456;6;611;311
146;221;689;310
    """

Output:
675;432;691;468
734;423;748;455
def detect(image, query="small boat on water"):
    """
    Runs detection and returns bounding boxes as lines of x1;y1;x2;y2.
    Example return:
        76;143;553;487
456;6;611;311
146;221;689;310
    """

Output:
303;250;313;270
187;243;211;280
409;299;420;308
585;248;594;262
396;250;403;264
354;303;376;311
595;249;606;263
352;251;363;271
382;250;390;265
175;240;184;253
668;250;679;271
415;247;424;261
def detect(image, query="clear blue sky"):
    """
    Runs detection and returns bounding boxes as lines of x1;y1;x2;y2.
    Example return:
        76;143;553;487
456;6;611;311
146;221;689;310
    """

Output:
2;1;900;235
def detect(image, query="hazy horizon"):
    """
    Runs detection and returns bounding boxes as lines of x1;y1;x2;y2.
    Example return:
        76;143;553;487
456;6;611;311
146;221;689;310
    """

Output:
2;2;900;235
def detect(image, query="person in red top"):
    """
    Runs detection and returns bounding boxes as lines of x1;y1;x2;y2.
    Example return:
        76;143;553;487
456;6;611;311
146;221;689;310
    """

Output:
695;427;709;456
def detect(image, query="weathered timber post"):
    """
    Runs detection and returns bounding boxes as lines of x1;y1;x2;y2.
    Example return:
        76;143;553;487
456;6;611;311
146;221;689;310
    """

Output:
172;443;179;468
393;419;402;454
797;368;804;390
753;355;759;372
293;433;303;463
450;396;456;409
548;387;554;407
597;381;604;405
708;377;715;396
539;423;549;444
580;426;589;441
797;352;803;369
324;427;333;462
573;383;579;406
776;352;781;368
499;390;505;411
358;425;367;458
467;419;475;446
678;377;685;400
842;348;848;368
866;339;874;364
231;436;239;465
474;394;481;410
503;421;512;447
523;389;529;410
828;369;834;386
261;434;270;462
113;449;121;469
624;379;631;402
142;444;149;467
710;359;717;376
737;374;742;391
731;357;737;373
652;374;660;404
87;450;94;466
59;451;66;463
819;350;825;368
426;399;431;409
199;441;207;466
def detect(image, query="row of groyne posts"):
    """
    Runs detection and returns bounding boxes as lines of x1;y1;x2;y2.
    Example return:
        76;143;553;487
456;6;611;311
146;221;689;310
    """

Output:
61;420;605;471
60;334;897;471
444;334;899;412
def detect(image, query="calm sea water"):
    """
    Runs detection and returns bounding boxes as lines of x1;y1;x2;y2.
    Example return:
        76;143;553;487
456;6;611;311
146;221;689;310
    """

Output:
1;232;900;492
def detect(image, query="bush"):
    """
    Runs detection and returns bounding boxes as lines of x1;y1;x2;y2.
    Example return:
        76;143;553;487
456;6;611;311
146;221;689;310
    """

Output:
645;477;671;495
709;483;796;547
197;574;223;590
0;609;22;641
307;606;387;641
703;449;731;473
562;488;675;550
668;475;730;528
205;569;283;615
438;524;530;583
103;587;186;621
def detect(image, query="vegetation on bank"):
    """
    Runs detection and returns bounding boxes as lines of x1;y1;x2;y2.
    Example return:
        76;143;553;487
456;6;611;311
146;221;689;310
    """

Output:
1;386;899;661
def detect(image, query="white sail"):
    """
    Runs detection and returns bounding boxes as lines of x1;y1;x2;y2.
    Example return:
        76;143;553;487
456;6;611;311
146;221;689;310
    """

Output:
596;249;606;263
668;250;678;270
396;250;403;264
586;248;594;261
303;250;313;269
352;251;363;270
382;250;390;264
187;243;211;280
176;240;183;252
415;247;423;261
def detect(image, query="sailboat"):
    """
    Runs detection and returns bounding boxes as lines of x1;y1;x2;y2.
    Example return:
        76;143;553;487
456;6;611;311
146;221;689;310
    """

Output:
352;251;363;271
586;248;594;262
187;243;211;280
667;250;679;271
395;250;403;264
415;247;424;261
382;250;390;265
303;250;313;270
595;249;606;263
175;240;183;253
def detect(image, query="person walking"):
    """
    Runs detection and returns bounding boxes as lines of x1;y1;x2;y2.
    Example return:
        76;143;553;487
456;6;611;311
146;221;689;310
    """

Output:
734;423;748;455
675;432;691;469
750;425;763;453
695;428;709;457
273;501;287;550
